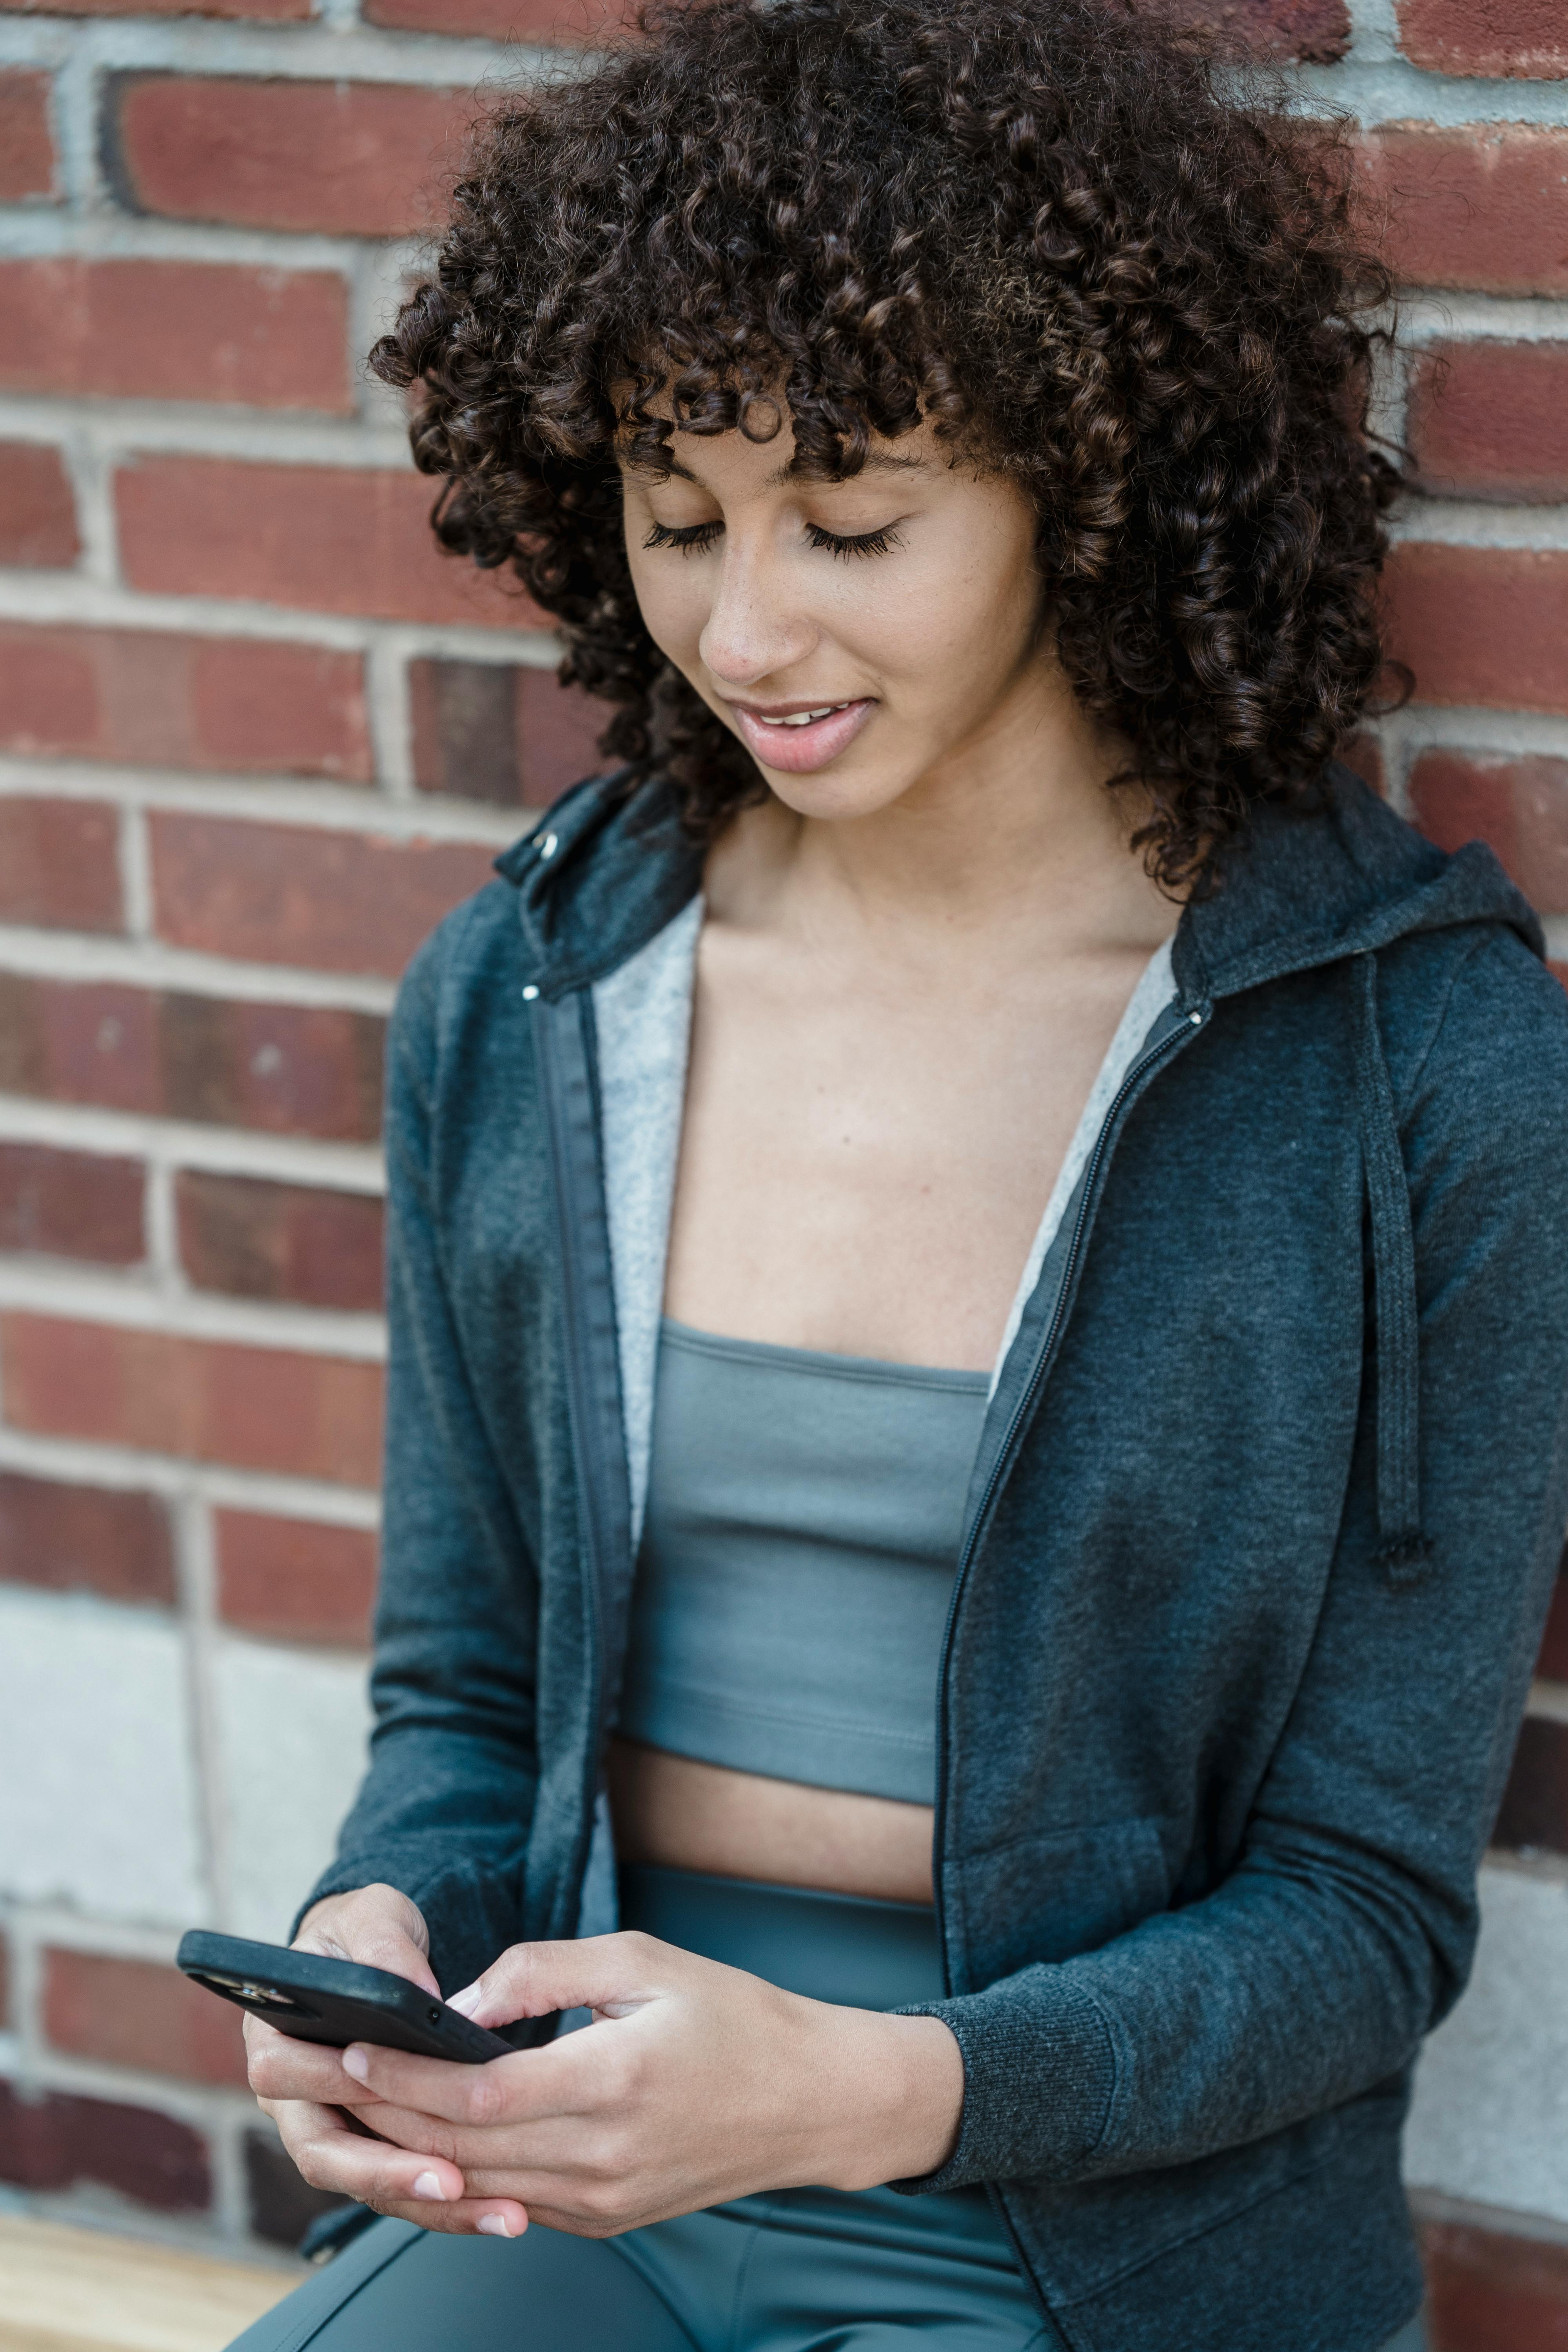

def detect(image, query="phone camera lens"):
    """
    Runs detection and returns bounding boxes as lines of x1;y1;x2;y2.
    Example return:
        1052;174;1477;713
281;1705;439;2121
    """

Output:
428;2007;442;2024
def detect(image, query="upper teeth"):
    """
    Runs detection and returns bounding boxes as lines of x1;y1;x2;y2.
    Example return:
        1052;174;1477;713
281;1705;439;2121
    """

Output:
758;705;848;727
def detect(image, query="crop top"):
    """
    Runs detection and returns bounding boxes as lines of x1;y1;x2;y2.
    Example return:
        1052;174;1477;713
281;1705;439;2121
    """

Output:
617;1319;990;1804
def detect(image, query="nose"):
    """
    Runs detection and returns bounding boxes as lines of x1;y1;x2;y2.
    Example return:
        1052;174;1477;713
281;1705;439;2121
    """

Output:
697;533;817;690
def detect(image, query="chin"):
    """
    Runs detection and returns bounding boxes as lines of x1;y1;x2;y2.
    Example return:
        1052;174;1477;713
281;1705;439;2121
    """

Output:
759;760;921;823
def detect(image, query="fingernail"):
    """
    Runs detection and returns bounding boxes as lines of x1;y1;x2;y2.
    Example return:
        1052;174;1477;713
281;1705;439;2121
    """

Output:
476;2214;515;2237
412;2172;447;2202
341;2046;370;2083
447;1983;482;2017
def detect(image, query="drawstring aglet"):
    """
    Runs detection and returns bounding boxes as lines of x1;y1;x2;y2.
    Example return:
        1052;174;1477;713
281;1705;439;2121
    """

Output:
1374;1532;1433;1588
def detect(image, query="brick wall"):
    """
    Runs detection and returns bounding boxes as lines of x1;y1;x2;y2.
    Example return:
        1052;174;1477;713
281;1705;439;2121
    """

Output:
0;0;1564;2326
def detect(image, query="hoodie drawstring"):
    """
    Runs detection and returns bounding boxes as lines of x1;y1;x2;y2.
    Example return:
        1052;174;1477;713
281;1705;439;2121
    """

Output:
1345;951;1432;1587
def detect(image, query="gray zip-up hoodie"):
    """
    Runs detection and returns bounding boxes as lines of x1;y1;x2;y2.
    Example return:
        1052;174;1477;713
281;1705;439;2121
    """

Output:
305;762;1568;2352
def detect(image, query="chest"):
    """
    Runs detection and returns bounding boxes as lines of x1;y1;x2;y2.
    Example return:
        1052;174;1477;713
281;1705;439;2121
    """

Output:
662;929;1165;1368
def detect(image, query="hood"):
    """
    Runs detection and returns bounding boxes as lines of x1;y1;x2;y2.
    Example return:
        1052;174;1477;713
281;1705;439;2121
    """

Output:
1176;760;1543;1004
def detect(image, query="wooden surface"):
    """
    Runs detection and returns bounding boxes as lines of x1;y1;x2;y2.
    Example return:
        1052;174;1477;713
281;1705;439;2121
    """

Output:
0;2214;303;2352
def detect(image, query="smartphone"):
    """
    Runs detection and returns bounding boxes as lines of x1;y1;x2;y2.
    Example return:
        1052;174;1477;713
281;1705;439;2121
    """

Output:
176;1929;515;2063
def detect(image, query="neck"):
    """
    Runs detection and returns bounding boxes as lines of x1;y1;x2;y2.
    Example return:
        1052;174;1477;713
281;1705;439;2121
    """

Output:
707;670;1179;969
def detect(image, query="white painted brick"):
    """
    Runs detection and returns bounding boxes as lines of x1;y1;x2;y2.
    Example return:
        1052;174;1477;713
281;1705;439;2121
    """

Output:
1406;1862;1568;2225
209;1637;370;1942
0;1588;204;1926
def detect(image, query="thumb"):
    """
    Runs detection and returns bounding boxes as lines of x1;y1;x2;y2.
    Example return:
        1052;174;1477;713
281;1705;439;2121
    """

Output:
447;1932;670;2027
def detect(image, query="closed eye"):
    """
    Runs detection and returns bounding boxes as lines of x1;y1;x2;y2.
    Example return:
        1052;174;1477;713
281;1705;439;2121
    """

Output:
644;518;722;554
643;518;904;560
806;523;903;560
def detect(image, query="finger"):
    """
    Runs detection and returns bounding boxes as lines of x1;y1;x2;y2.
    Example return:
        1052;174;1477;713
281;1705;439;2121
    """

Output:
274;2098;470;2211
447;1931;673;2030
245;2016;382;2106
339;2023;622;2128
371;2197;531;2240
339;2096;600;2176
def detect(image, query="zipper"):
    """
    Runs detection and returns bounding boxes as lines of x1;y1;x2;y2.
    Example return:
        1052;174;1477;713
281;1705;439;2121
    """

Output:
931;998;1212;1995
936;998;1209;2334
530;987;635;1934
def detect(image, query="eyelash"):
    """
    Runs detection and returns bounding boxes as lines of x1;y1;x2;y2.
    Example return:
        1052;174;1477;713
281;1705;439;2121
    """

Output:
642;519;901;561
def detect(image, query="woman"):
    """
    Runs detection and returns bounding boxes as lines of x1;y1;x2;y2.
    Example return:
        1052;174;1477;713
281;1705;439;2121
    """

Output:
236;3;1568;2347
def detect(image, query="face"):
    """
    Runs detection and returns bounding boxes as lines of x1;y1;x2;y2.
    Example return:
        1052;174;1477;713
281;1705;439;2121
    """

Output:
618;410;1056;822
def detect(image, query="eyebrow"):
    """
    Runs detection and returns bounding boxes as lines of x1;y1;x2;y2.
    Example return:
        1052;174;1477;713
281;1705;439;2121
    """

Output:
632;451;926;488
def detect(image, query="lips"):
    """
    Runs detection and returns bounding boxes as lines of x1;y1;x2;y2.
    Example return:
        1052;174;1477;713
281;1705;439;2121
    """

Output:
727;697;875;773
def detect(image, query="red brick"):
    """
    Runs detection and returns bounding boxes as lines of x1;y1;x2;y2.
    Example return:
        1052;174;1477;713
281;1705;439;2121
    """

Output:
1538;1551;1568;1682
0;1471;174;1604
111;74;468;238
364;0;633;34
0;975;161;1116
0;971;385;1141
0;623;371;782
1362;125;1568;298
150;813;497;977
216;1508;377;1645
0;71;54;200
1399;0;1568;80
1423;2218;1568;2350
1336;731;1385;799
116;456;532;631
1410;343;1568;504
0;443;78;568
1492;1713;1568;1855
0;258;349;412
1383;546;1568;716
5;0;307;16
411;659;605;806
0;1143;145;1264
0;2079;209;2210
1166;0;1347;58
44;1948;249;2087
157;994;386;1139
178;1169;383;1309
0;798;122;931
1408;752;1568;915
0;1313;383;1484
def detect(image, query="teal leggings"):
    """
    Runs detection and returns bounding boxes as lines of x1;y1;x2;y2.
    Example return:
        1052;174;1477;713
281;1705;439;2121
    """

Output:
227;2192;1426;2352
230;2186;1048;2352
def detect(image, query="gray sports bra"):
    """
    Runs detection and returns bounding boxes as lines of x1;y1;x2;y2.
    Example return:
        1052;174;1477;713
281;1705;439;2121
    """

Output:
617;1319;990;1806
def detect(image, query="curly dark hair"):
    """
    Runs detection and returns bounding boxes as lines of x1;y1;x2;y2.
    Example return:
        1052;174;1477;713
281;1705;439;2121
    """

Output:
374;0;1403;890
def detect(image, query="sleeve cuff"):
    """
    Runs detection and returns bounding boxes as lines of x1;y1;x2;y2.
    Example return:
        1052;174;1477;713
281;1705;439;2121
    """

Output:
888;1970;1119;2192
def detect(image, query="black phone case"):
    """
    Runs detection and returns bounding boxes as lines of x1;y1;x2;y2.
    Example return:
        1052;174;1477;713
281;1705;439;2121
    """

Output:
176;1930;515;2063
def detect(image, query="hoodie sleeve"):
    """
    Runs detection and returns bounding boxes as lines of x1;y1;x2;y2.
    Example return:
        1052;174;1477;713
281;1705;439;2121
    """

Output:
293;928;543;2001
899;927;1568;2189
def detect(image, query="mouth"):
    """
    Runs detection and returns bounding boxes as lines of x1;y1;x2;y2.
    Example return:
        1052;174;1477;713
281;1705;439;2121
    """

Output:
724;696;876;774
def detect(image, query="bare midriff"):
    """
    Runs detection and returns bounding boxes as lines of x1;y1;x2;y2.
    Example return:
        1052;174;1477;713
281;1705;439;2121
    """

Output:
608;1737;935;1906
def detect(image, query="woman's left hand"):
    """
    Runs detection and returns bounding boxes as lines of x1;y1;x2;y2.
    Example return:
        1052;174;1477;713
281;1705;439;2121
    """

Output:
332;1929;965;2238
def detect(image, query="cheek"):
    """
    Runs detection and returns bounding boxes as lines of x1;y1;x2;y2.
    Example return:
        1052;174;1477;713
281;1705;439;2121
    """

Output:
933;514;1042;679
835;530;1036;701
625;550;709;669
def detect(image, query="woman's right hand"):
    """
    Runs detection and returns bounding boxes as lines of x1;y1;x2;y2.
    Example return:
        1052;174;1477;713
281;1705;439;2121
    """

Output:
243;1883;528;2238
